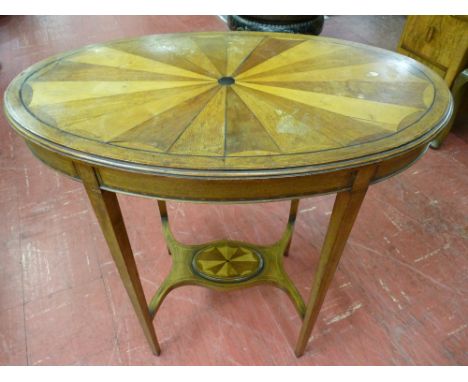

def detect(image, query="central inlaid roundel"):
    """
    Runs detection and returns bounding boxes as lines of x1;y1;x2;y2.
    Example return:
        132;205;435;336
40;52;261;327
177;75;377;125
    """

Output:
218;76;235;86
192;244;264;283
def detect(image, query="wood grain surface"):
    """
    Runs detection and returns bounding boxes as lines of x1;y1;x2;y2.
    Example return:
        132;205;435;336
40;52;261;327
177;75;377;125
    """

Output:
4;31;452;178
1;16;466;366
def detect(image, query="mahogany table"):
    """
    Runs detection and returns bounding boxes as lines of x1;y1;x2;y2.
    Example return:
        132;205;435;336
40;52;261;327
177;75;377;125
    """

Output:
3;31;452;357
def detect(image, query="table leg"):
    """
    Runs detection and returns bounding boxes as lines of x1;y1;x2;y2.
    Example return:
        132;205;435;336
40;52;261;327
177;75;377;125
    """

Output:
284;199;300;257
75;163;161;356
157;200;172;256
294;167;375;357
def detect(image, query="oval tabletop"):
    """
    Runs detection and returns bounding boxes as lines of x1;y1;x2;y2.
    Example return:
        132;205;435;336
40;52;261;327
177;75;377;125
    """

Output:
4;31;452;178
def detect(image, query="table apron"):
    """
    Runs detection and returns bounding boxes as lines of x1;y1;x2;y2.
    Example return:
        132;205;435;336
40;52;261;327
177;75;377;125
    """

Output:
26;140;426;202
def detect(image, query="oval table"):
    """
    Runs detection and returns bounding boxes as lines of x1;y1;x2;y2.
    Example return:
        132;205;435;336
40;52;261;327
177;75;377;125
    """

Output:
3;31;452;357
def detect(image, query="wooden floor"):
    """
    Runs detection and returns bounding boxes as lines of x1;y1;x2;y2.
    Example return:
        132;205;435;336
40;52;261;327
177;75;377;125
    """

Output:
0;16;467;366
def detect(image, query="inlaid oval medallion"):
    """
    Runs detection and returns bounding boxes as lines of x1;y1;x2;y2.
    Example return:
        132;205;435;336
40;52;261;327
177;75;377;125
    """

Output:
192;243;264;283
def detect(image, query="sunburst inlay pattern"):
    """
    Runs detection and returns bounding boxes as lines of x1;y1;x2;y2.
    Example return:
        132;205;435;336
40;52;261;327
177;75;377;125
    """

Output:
192;244;264;283
5;31;451;174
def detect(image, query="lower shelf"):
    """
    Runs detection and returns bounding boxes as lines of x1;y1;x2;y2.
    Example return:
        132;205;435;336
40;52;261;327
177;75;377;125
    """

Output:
148;214;306;321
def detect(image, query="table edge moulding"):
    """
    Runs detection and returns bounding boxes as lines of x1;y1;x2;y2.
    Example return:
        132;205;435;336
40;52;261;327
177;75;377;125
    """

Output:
3;31;453;357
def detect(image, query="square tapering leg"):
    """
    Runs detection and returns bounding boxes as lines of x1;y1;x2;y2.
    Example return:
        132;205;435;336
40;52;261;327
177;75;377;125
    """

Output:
295;167;375;357
76;163;161;356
